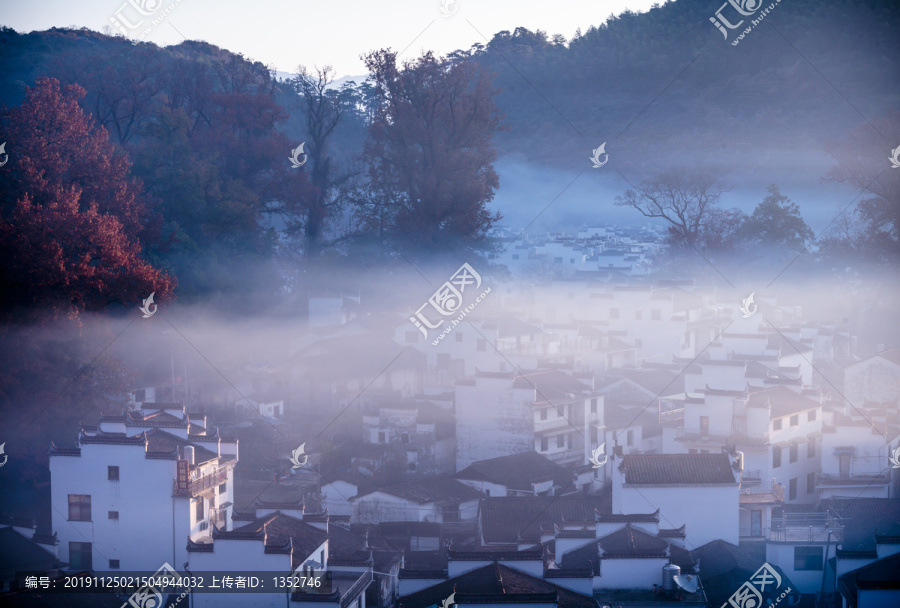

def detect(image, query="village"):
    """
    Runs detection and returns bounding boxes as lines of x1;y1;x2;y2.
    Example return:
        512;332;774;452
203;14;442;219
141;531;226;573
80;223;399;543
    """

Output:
2;226;898;608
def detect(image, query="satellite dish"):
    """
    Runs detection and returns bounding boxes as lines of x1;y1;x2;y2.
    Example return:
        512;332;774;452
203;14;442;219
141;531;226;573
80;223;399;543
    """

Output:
673;574;699;594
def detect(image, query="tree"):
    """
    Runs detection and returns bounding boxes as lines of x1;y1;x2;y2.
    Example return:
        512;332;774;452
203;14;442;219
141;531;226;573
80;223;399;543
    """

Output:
614;171;729;247
281;65;355;259
739;185;814;253
360;50;503;254
825;110;900;263
0;78;173;321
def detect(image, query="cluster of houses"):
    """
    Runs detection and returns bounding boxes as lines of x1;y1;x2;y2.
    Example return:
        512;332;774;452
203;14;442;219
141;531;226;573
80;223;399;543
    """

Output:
2;270;899;608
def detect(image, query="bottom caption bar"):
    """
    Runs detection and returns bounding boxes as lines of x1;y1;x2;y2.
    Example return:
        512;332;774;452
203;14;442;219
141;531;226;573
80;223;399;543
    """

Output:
15;569;333;594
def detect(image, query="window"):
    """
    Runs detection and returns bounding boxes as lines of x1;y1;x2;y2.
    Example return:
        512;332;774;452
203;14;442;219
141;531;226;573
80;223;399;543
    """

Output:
700;416;709;438
790;414;799;427
651;309;661;321
109;559;120;569
108;466;119;481
477;339;486;352
794;546;823;571
456;332;463;342
590;428;598;443
219;482;227;494
627;430;634;447
68;495;91;522
556;435;565;448
807;472;816;495
789;478;797;501
512;254;519;260
773;418;782;431
408;461;417;472
540;408;548;421
590;398;597;414
401;432;409;444
700;449;709;454
540;437;548;451
808;410;817;422
635;310;642;320
195;497;204;521
405;331;418;343
556;407;563;418
610;308;619;319
108;511;119;520
807;440;815;459
773;448;781;468
69;542;92;570
790;444;798;463
688;449;698;454
378;431;386;444
134;389;146;402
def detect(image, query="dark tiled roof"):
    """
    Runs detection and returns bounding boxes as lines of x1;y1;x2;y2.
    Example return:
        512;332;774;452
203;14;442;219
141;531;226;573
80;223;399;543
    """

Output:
398;563;596;608
747;385;820;418
224;512;327;558
0;527;61;577
821;498;900;552
597;524;671;558
456;452;572;492
512;369;592;403
622;454;737;485
839;551;900;607
481;495;608;544
145;429;218;464
363;476;481;504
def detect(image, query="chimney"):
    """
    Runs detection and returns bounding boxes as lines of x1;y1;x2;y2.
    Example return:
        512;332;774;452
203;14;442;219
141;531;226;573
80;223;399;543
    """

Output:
184;445;195;466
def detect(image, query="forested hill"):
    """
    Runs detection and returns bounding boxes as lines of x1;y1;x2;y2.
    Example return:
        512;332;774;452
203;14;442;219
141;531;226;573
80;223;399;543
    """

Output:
471;0;900;172
4;0;899;173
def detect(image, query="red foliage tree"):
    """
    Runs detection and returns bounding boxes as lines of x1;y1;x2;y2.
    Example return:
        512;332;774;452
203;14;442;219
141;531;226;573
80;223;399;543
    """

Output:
0;78;173;321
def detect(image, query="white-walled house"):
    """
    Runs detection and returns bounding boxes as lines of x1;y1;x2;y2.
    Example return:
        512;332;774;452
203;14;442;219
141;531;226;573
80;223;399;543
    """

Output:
49;406;238;572
187;511;372;608
612;453;741;548
455;369;603;470
349;476;481;524
817;406;895;500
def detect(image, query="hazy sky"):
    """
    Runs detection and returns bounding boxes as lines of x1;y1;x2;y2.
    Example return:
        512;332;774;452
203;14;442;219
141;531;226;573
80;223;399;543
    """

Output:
1;0;659;77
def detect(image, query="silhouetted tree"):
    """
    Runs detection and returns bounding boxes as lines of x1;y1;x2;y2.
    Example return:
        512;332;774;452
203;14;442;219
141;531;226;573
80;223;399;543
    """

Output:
615;171;729;247
739;185;814;253
360;50;503;254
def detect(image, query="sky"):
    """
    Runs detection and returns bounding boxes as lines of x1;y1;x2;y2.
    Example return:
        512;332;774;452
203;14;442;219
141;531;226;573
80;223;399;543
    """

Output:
0;0;660;77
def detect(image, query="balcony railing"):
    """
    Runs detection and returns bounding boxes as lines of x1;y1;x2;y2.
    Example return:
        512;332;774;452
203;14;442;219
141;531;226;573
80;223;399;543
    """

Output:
172;465;229;497
534;415;574;432
739;527;769;539
676;427;769;445
659;408;684;425
740;481;784;503
769;513;843;543
544;448;585;464
741;470;762;482
816;471;890;486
